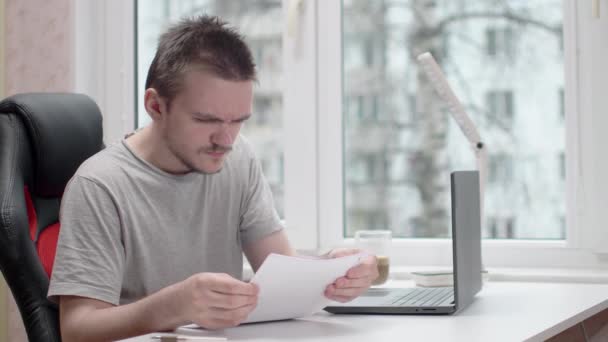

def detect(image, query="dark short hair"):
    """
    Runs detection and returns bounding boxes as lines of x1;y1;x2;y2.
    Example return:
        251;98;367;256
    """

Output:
145;15;257;104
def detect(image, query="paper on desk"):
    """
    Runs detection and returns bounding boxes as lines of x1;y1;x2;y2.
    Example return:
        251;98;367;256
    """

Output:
243;252;366;323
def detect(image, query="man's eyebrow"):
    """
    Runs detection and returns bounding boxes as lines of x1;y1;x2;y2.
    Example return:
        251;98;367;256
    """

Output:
192;112;252;122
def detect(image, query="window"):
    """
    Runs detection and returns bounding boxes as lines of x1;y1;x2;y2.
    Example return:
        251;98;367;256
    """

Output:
407;94;417;124
488;154;513;184
559;87;565;119
136;0;285;217
342;0;562;241
253;96;278;126
387;152;408;183
559;215;566;238
486;216;516;239
363;37;374;67
345;95;386;124
559;152;565;180
91;0;608;268
486;28;497;56
486;90;515;129
442;32;450;58
486;27;514;57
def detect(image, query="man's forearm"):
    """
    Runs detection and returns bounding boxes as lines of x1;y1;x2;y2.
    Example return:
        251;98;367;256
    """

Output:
61;281;188;342
243;229;296;271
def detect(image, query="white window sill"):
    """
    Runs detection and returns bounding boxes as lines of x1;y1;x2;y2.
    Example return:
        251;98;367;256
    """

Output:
391;265;608;284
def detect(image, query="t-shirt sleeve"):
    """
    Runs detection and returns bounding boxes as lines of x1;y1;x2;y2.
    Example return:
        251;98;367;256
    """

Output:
47;176;125;305
239;154;284;245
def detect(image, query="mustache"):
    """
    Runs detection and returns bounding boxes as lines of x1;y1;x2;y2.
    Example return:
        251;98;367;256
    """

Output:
200;144;233;153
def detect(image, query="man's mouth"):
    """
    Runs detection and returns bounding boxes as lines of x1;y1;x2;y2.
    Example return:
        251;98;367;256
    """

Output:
201;145;232;158
205;150;229;158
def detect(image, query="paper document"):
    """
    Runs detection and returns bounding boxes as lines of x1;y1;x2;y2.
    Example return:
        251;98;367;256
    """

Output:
243;252;366;323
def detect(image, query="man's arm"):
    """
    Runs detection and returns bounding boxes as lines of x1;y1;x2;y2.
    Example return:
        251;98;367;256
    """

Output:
59;273;259;342
60;283;184;342
242;229;296;272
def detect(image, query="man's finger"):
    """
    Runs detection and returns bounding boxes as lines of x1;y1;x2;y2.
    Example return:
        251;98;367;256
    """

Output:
208;303;257;324
209;275;259;295
346;263;378;279
207;291;258;310
327;285;364;298
326;293;355;303
333;276;372;289
328;248;361;258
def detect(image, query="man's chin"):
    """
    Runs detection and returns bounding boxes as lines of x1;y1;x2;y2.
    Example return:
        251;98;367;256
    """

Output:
198;166;223;175
184;151;229;174
195;161;225;175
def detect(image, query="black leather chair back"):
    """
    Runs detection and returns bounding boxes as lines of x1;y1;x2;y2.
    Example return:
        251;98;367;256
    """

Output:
0;93;103;342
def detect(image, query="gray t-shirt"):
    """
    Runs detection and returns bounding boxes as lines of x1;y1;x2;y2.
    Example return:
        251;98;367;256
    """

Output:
48;136;283;305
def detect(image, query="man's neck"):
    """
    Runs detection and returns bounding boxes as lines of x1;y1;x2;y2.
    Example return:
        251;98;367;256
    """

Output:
125;125;191;174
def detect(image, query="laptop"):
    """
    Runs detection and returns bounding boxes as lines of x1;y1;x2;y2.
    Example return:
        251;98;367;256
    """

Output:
324;170;482;315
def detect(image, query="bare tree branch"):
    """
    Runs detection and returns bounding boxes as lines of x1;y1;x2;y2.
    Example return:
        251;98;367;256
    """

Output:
438;11;561;35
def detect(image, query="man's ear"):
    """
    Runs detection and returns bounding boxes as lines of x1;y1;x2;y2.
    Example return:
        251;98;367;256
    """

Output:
143;88;168;121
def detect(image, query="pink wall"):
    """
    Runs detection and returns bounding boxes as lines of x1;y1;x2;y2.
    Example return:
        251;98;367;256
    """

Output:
4;0;73;95
3;2;74;339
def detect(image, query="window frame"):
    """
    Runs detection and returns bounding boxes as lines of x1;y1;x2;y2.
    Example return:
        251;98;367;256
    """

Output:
315;0;608;269
73;0;135;144
281;0;320;250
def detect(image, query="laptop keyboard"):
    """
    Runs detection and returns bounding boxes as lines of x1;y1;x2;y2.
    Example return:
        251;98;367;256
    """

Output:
384;287;454;307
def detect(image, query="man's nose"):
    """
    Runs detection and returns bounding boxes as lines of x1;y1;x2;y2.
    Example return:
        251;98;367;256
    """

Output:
212;124;234;146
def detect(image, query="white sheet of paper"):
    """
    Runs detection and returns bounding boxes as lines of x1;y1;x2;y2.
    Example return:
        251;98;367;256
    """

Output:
243;252;366;323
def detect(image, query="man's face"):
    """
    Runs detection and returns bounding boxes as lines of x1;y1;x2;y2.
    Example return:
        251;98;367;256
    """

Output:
160;70;253;174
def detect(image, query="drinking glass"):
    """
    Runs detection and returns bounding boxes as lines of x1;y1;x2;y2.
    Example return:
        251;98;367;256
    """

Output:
354;230;392;285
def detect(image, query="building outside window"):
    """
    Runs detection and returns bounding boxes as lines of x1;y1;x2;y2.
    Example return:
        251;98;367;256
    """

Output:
342;0;564;240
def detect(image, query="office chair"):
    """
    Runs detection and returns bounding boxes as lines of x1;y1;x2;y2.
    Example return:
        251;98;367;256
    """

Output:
0;93;103;341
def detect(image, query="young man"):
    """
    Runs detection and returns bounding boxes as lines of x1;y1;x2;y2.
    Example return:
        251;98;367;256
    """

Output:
48;15;378;341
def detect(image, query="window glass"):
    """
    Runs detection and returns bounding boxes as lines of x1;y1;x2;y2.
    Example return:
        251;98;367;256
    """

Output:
343;0;565;239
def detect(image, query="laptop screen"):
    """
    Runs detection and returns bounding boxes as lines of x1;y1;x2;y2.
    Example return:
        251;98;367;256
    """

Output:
451;171;482;312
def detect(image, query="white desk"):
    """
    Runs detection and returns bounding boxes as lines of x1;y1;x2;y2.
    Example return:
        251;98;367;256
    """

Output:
120;281;608;342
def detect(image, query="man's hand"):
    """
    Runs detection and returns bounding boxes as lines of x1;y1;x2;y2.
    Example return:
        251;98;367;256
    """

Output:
180;273;259;329
323;248;379;303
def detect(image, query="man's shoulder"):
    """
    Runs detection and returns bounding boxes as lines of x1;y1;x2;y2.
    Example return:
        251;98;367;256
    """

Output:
74;142;130;183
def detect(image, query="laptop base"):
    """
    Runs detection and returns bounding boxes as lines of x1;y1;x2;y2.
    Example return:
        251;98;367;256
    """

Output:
324;305;455;315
